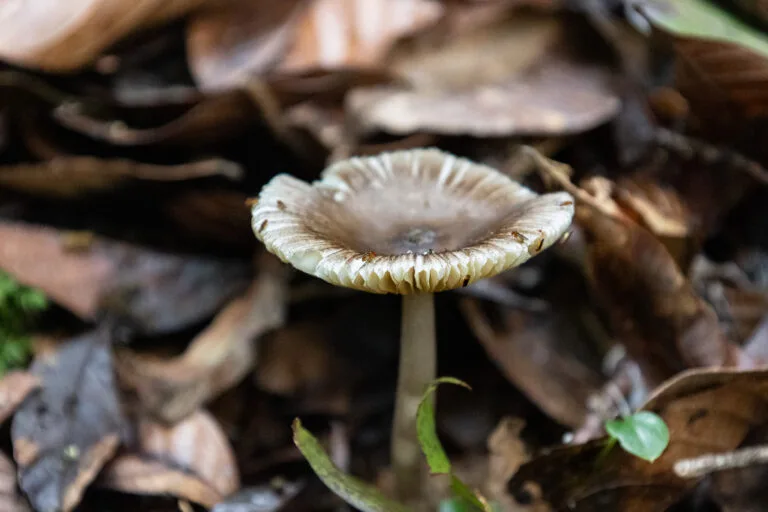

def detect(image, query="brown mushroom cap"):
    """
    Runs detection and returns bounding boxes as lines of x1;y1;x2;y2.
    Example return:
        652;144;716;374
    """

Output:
251;148;574;294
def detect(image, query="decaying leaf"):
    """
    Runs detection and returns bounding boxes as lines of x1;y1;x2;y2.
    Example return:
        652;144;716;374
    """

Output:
0;157;242;198
52;91;261;148
0;0;213;71
0;220;250;330
509;367;768;511
116;255;288;423
0;372;39;425
0;452;29;512
100;410;239;507
11;329;127;512
641;0;768;117
347;11;620;136
528;151;742;387
186;0;443;92
460;299;601;428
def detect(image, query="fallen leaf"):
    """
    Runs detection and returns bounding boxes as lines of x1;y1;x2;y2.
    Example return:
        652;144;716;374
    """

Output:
255;321;334;397
0;452;29;512
116;255;288;423
11;329;127;512
186;0;443;92
186;0;305;92
460;299;602;428
0;220;250;330
0;157;242;198
0;372;39;425
509;367;768;511
100;410;240;507
528;151;742;386
0;0;213;71
164;190;256;249
52;91;261;148
642;0;768;117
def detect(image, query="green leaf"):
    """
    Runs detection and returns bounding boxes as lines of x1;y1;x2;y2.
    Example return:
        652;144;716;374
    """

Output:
605;411;670;462
292;419;412;512
641;0;768;59
416;377;471;475
450;475;490;512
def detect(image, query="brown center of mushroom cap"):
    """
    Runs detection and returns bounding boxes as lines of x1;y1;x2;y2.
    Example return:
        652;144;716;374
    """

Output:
307;183;510;256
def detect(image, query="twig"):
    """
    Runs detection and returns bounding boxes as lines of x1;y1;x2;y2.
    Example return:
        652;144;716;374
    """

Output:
654;127;768;185
674;445;768;479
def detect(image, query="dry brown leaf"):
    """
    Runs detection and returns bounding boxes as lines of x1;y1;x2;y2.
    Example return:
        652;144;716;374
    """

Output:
346;11;620;136
675;36;768;118
186;0;443;92
0;157;242;198
0;220;250;328
0;0;212;71
0;452;29;512
117;255;288;423
186;0;305;92
52;91;260;148
0;372;39;425
255;322;334;397
11;330;127;512
460;299;601;428
613;176;697;269
165;190;255;249
101;410;239;506
510;367;768;511
577;189;741;385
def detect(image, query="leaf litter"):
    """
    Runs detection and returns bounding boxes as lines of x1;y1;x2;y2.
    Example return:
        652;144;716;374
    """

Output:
3;0;768;511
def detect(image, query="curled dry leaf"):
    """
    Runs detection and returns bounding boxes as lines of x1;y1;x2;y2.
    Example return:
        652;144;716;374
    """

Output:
460;299;601;428
11;329;127;512
0;452;30;512
0;157;242;198
577;182;741;385
117;254;287;423
0;220;250;330
529;152;742;386
347;11;620;136
0;372;39;425
642;0;768;117
52;91;261;148
100;410;239;507
509;367;768;511
186;0;443;92
613;176;697;270
0;0;213;71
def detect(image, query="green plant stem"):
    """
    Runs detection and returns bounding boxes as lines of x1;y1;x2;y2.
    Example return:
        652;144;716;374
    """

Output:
392;292;436;502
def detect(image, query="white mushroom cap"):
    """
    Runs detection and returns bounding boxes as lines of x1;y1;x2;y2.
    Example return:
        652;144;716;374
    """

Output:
251;149;574;294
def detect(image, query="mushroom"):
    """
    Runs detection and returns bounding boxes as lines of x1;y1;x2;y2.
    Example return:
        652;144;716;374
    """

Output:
250;148;574;500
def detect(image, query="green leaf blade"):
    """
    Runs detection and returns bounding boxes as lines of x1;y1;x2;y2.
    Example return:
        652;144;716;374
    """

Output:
416;377;471;475
292;419;412;512
641;0;768;59
605;411;670;463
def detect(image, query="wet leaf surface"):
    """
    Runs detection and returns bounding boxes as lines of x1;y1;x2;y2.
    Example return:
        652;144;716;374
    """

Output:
11;329;127;512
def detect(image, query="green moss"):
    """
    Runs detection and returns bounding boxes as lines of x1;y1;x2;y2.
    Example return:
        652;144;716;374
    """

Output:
0;272;47;376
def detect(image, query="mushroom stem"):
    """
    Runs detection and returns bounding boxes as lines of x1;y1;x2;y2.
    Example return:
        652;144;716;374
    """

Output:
392;292;436;501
